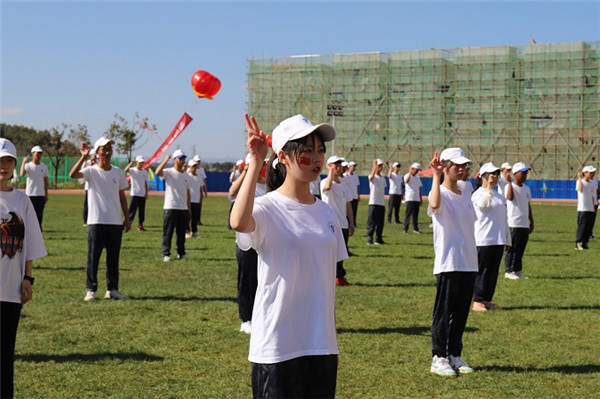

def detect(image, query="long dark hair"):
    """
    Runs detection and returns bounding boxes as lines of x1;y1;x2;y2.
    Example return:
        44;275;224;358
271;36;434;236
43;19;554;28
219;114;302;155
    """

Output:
266;133;326;192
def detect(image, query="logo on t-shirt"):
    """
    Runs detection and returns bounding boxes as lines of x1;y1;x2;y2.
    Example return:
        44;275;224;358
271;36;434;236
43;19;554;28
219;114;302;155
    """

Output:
0;211;24;259
328;221;335;234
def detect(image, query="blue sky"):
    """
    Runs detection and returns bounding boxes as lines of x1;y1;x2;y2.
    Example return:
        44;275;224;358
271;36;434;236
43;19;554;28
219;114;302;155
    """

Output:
2;0;599;161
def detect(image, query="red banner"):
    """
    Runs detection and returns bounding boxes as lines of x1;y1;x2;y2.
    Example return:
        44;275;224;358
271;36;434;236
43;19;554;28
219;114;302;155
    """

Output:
142;112;193;169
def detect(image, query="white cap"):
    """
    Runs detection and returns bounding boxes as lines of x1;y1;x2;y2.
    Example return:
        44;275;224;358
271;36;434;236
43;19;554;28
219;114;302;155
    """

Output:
512;162;530;174
93;136;114;153
235;159;243;166
135;155;145;163
0;138;18;160
272;114;336;154
327;155;343;164
479;162;500;176
341;161;349;167
173;149;186;159
193;155;201;163
392;162;400;168
188;159;198;167
31;145;43;153
410;162;422;170
440;147;471;164
376;158;384;166
582;165;597;173
348;161;356;166
501;162;512;170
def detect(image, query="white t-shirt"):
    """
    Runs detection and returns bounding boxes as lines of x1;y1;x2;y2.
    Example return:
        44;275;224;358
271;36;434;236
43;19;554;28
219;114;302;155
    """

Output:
0;189;47;303
24;162;49;196
458;180;474;197
577;179;596;212
320;179;350;229
255;182;267;198
162;168;190;210
128;167;148;197
369;174;387;206
404;173;422;202
427;185;478;274
81;165;128;225
310;176;321;196
188;172;203;204
389;172;403;195
197;167;207;188
497;175;509;197
229;170;242;202
345;173;360;200
237;191;347;364
471;187;510;246
506;183;531;228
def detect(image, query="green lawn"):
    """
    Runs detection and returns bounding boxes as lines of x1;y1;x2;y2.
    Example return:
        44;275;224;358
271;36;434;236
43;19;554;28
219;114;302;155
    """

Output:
15;194;600;398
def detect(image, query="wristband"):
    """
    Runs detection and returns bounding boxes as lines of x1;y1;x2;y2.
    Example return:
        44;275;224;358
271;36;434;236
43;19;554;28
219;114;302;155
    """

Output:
24;275;35;285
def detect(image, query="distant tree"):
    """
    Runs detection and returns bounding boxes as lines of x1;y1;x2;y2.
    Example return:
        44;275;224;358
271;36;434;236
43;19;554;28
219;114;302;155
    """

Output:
46;123;80;188
105;112;157;161
68;124;90;150
0;123;52;155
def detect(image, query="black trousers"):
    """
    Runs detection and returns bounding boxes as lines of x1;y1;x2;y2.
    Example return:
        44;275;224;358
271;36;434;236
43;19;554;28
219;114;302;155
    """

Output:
87;224;123;292
189;202;200;233
505;227;529;273
162;209;188;257
336;228;349;278
576;211;595;246
29;195;45;231
350;199;358;227
387;194;402;223
431;272;476;358
1;301;21;399
198;195;204;223
128;196;146;226
251;355;338;399
473;245;504;302
236;245;258;322
82;191;88;225
403;201;421;232
366;205;385;243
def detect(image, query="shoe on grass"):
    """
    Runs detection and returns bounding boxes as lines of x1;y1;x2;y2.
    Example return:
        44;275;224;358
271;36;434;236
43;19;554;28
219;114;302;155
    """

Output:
137;225;146;231
84;291;96;302
449;355;474;374
336;277;353;286
472;301;487;312
505;272;520;280
515;271;529;279
484;301;501;310
575;242;584;250
176;254;188;261
105;290;130;300
430;355;456;377
163;255;170;262
240;321;252;334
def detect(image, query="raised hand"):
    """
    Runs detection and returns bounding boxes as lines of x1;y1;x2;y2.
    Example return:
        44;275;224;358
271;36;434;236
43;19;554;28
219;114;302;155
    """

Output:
244;113;268;162
430;152;443;177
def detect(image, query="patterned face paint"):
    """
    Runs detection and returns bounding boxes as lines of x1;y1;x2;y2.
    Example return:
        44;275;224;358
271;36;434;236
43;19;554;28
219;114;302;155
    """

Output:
299;157;311;165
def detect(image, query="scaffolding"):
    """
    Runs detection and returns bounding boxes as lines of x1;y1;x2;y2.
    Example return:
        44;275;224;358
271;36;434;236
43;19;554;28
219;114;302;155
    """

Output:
247;41;599;179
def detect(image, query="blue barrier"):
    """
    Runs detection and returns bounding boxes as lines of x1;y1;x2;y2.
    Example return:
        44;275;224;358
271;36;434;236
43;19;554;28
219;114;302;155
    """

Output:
152;172;579;200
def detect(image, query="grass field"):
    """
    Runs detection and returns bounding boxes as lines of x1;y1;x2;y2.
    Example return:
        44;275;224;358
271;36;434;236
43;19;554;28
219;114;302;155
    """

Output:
14;193;600;398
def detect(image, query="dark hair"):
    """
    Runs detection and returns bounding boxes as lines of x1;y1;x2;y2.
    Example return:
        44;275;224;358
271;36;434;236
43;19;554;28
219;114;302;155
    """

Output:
266;133;326;192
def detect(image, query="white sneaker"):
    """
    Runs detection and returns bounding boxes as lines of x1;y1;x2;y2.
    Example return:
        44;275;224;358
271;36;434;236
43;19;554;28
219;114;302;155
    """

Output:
105;290;130;300
505;272;520;280
575;242;584;250
185;232;192;239
449;355;474;374
515;271;529;279
240;321;252;334
84;291;96;302
430;355;457;377
163;256;170;262
176;254;188;261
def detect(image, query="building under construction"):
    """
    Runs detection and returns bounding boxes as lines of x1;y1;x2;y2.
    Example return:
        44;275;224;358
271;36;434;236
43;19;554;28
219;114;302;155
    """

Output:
247;41;599;180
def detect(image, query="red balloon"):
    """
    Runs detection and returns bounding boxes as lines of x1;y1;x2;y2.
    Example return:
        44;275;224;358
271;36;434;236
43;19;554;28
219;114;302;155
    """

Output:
191;70;221;99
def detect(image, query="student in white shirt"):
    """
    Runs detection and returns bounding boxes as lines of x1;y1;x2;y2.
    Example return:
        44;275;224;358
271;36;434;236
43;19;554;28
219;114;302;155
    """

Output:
345;161;361;226
366;158;387;245
69;137;131;302
497;162;512;197
156;150;191;262
228;160;244;229
186;159;203;238
124;155;149;231
321;156;355;286
192;155;208;225
19;145;49;230
231;113;346;398
404;162;423;234
427;147;477;377
504;162;534;280
387;161;403;224
470;163;510;312
575;165;597;250
0;138;47;399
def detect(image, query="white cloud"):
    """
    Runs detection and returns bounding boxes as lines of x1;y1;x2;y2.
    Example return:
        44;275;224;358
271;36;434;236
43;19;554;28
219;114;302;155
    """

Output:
2;107;25;116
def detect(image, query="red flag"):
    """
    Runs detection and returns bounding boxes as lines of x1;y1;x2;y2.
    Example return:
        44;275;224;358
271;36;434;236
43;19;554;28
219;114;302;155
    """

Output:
142;113;193;169
531;38;537;44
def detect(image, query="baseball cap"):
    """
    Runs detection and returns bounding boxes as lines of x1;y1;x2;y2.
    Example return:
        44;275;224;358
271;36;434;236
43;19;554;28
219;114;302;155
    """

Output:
192;155;201;163
348;161;356;166
392;162;400;168
512;162;530;174
479;162;500;176
187;159;198;167
235;159;244;166
135;155;145;163
0;138;18;160
376;158;384;166
94;136;114;153
327;155;343;164
501;162;512;170
31;145;43;153
582;165;597;173
272;114;336;154
410;162;422;170
341;160;349;167
440;147;471;164
173;149;186;159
